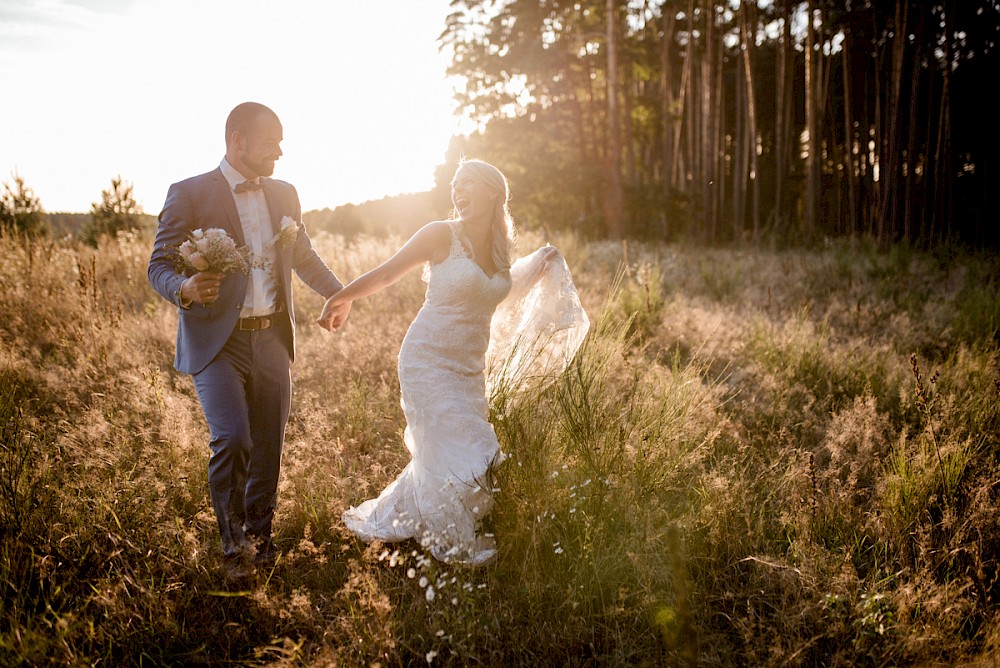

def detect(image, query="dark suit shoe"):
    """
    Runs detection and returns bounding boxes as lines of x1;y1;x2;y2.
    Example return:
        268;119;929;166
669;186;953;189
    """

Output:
254;545;277;568
249;535;276;568
223;556;256;583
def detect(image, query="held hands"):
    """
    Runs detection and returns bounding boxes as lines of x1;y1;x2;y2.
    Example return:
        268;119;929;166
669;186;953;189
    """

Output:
180;272;223;306
317;293;352;333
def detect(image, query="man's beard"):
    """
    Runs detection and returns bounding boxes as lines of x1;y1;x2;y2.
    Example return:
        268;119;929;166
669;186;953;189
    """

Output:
246;156;277;177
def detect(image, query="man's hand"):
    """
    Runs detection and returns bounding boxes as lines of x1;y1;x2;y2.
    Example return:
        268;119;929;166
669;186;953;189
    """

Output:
180;272;223;306
317;296;352;332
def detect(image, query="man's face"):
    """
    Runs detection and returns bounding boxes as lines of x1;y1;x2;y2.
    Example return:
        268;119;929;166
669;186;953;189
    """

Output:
232;113;283;179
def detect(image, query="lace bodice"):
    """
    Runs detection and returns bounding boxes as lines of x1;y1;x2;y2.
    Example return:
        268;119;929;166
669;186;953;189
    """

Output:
423;222;512;315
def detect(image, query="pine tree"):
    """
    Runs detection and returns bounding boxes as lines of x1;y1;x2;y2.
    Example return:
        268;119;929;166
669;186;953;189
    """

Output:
83;176;143;245
0;172;47;237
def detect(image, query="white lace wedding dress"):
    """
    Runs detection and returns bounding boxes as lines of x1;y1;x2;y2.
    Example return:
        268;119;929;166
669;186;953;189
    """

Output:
342;222;589;565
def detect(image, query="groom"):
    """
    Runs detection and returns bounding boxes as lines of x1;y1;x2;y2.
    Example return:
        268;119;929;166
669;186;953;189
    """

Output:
148;102;343;580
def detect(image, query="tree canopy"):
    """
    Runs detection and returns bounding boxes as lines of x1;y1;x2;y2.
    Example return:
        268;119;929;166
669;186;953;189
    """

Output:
440;0;1000;248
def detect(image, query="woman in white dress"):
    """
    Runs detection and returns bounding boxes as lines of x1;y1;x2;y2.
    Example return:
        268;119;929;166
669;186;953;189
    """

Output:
318;159;588;565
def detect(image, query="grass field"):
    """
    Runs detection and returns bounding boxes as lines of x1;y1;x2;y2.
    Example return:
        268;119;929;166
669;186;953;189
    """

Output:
1;229;998;666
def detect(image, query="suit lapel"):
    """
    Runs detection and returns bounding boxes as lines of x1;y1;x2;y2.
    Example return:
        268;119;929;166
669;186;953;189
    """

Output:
262;179;288;283
262;179;287;259
262;178;282;239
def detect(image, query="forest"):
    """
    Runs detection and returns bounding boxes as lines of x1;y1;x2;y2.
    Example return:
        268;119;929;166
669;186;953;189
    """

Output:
421;0;1000;248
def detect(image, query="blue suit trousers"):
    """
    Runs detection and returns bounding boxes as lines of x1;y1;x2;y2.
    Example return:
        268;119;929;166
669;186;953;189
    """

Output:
192;325;291;557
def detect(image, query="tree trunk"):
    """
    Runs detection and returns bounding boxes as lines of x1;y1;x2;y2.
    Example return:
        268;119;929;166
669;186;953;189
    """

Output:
841;42;858;238
878;0;907;244
605;0;625;238
932;0;954;244
804;1;819;234
740;0;760;241
702;0;719;241
774;0;794;234
733;41;747;242
683;0;698;208
903;18;923;243
660;6;677;216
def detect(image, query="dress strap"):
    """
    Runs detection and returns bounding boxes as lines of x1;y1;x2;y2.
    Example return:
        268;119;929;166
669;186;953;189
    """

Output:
448;220;470;259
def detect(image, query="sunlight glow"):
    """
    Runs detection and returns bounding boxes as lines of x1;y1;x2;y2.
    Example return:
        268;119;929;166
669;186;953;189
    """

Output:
0;0;458;214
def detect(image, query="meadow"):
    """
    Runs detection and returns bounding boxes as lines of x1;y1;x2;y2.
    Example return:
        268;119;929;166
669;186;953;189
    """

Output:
1;228;998;666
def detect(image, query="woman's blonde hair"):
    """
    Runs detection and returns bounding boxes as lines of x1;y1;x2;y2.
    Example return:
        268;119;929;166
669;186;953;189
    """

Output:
453;158;516;272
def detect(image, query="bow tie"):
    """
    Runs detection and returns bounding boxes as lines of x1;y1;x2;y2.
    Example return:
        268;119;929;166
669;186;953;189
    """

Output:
235;180;263;193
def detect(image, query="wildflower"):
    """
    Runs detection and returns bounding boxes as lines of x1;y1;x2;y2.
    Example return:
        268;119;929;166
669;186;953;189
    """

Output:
426;650;438;663
407;568;417;579
426;585;436;602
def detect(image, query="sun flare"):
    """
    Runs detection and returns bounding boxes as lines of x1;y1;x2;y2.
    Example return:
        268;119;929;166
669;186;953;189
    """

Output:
0;0;458;213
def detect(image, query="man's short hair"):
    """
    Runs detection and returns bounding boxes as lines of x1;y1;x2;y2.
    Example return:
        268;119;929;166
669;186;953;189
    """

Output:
225;102;277;147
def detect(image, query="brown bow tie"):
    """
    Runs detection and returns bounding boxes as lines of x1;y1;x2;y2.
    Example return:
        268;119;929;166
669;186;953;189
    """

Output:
235;180;263;193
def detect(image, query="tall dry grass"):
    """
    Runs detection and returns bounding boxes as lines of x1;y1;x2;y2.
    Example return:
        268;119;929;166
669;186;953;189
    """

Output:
1;229;998;666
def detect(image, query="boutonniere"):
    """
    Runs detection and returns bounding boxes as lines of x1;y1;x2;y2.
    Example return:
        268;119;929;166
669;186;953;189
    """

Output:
267;216;301;251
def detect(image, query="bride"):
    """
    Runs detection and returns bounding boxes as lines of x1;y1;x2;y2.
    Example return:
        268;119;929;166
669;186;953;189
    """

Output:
317;159;588;565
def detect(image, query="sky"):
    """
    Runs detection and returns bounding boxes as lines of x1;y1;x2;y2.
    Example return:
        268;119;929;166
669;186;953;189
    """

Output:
0;0;463;214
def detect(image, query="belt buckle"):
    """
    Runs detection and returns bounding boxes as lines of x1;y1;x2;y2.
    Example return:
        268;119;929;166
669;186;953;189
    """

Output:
239;316;269;331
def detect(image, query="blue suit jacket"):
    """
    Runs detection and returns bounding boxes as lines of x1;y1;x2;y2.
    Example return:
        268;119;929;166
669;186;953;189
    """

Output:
148;167;342;375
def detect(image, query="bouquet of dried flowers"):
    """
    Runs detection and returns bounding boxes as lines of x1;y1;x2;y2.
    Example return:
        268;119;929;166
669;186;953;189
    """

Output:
173;228;250;274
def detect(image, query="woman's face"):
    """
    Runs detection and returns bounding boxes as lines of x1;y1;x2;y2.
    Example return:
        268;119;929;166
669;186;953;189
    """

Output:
451;167;497;225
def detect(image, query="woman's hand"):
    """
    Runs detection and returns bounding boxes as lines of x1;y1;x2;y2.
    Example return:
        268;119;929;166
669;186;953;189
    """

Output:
317;294;352;332
539;245;560;266
525;245;560;285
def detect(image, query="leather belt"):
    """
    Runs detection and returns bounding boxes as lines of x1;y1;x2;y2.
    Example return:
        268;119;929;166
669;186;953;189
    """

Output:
237;305;284;332
237;315;273;331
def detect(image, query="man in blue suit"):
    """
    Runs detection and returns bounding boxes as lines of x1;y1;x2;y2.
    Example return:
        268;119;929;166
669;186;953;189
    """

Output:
148;102;342;580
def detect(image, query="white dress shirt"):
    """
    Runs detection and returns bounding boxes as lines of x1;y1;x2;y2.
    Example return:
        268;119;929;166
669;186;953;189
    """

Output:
220;158;280;318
